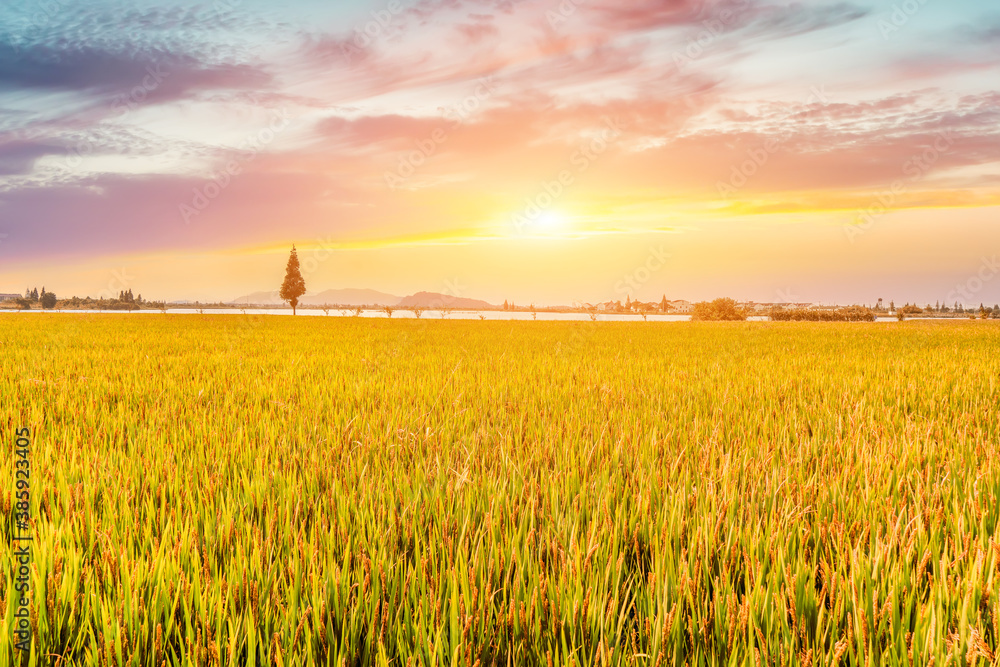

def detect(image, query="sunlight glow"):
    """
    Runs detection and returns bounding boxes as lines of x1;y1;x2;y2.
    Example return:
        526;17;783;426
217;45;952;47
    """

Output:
535;210;571;233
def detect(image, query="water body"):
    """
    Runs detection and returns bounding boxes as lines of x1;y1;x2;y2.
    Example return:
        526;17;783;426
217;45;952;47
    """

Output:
0;310;922;323
5;308;691;322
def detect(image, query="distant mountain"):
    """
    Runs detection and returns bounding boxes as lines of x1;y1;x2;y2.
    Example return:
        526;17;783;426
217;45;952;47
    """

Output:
229;289;491;309
229;291;282;305
229;288;401;306
397;291;494;309
302;289;400;306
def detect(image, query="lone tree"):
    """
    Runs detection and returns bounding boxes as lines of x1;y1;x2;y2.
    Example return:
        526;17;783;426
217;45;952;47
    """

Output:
279;245;307;315
40;289;57;310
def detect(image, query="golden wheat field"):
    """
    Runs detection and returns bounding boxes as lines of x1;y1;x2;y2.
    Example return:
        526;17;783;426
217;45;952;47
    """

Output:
2;315;999;666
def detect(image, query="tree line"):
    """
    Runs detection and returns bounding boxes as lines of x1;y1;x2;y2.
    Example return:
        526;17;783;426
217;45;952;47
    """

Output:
691;298;1000;322
9;287;165;311
14;287;57;310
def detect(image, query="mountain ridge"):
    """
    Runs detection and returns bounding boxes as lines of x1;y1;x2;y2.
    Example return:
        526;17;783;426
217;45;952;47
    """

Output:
229;288;494;309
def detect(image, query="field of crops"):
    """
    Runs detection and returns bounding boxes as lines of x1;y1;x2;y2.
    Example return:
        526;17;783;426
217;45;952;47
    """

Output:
2;315;999;666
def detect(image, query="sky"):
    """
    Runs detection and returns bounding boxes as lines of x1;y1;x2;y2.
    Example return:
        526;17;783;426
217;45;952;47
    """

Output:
1;0;999;306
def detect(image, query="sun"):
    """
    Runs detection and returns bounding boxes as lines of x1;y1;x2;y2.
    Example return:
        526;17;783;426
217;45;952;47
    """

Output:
535;210;570;232
506;207;574;237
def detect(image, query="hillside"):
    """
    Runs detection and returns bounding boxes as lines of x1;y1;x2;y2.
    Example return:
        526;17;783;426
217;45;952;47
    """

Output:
396;291;494;309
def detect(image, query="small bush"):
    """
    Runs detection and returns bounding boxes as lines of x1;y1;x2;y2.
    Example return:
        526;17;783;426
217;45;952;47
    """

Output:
691;298;748;321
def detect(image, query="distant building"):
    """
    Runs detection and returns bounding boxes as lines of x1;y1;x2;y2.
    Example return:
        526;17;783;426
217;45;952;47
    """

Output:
0;293;21;302
669;300;692;313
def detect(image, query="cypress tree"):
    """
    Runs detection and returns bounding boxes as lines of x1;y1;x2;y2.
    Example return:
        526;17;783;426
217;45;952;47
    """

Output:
280;245;307;315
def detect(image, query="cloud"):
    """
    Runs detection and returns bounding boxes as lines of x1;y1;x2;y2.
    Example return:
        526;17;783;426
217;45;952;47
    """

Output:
306;83;1000;204
0;4;275;105
615;90;1000;194
0;43;270;101
959;14;1000;46
0;139;61;175
294;0;871;113
0;0;996;274
736;1;870;40
0;123;220;184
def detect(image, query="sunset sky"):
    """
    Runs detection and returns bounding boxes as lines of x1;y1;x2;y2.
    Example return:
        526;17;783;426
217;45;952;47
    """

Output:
1;0;999;305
